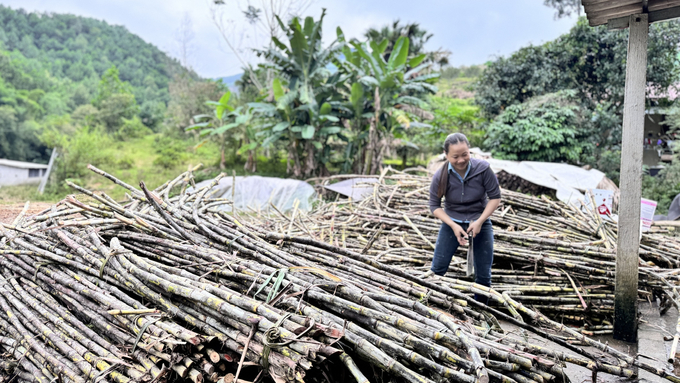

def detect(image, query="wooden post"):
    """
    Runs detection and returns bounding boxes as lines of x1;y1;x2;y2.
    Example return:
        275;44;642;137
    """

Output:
614;13;648;343
38;148;58;195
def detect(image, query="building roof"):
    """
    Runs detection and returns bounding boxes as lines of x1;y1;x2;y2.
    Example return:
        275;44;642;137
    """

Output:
583;0;680;28
0;159;48;169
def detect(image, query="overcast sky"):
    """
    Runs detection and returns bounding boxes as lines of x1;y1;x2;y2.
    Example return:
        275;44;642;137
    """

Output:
1;0;580;78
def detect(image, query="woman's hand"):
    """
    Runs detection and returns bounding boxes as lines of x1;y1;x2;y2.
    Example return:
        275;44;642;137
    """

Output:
467;220;482;238
450;223;469;246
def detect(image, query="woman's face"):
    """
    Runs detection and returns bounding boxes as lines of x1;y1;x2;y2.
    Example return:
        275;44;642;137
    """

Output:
445;142;470;171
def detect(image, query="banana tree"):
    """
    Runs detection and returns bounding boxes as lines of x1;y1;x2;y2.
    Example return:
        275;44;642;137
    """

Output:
186;91;258;171
253;9;348;177
333;32;439;174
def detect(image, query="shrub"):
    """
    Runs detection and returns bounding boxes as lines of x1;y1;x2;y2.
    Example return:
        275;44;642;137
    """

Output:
153;136;187;169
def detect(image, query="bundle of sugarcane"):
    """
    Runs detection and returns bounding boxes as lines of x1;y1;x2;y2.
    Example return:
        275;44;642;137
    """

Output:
1;166;678;383
256;168;680;331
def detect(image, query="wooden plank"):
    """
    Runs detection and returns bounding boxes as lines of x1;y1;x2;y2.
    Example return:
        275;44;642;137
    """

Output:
37;148;57;195
614;13;647;343
584;0;639;13
582;0;628;5
589;4;644;25
648;0;680;12
607;4;680;28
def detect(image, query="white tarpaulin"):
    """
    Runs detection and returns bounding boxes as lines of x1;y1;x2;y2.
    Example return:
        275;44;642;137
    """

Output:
486;159;612;207
429;149;619;208
323;178;378;201
193;176;316;212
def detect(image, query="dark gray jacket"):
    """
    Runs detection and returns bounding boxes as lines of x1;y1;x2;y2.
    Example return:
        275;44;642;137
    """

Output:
428;158;501;222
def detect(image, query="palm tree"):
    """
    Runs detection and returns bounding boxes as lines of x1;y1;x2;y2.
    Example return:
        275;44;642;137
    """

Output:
364;20;432;61
364;21;450;69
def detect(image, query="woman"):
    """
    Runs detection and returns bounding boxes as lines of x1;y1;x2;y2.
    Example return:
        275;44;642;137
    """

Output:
428;133;501;304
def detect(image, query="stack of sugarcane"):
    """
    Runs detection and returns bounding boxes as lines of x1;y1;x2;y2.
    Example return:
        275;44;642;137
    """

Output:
1;165;679;383
256;169;680;334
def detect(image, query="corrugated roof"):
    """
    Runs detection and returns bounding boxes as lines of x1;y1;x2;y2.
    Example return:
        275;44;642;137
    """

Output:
0;159;48;169
582;0;680;27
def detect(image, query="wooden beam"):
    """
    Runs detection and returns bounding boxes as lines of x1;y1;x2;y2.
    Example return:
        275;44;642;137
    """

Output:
608;4;680;28
37;148;58;195
614;13;647;343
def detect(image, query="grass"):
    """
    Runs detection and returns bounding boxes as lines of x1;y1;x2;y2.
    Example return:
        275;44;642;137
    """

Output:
1;133;289;204
436;77;477;99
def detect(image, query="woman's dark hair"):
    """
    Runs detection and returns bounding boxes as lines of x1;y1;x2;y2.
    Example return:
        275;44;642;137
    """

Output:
437;133;470;199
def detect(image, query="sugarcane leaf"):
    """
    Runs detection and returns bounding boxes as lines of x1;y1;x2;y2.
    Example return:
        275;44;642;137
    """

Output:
253;270;277;300
266;268;288;304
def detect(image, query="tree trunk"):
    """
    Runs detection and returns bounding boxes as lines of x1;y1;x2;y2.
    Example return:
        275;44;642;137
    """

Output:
303;141;316;178
363;87;380;175
287;140;302;178
371;136;387;175
220;138;226;170
244;150;257;173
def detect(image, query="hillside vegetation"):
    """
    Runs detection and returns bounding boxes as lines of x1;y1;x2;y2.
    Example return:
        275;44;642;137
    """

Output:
0;5;197;165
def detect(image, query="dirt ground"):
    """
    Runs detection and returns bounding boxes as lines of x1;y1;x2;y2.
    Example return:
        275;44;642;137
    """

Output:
0;201;54;224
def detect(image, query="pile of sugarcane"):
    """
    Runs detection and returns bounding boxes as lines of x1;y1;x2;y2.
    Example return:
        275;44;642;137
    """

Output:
1;165;679;383
256;169;680;333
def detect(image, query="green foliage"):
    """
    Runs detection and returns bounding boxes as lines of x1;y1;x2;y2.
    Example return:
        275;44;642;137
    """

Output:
543;0;581;18
188;91;258;171
477;18;680;119
153;136;188;169
0;105;49;162
0;6;200;164
116;116;152;141
476;17;680;170
92;66;134;107
166;74;226;132
440;65;485;80
0;5;189;107
364;20;449;68
413;97;483;153
50;126;114;183
643;160;680;215
484;91;590;163
253;9;348;177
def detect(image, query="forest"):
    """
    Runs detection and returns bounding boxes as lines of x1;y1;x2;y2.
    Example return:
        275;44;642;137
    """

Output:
2;3;680;212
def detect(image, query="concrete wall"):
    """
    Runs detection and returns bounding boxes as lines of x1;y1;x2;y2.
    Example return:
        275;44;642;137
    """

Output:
0;165;42;186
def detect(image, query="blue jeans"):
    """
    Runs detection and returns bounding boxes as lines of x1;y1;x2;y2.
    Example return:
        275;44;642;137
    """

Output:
431;220;494;304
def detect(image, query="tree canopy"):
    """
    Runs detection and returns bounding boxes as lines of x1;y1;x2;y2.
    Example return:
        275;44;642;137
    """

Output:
476;18;680;166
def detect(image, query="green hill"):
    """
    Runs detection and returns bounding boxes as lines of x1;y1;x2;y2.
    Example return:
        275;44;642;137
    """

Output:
0;6;189;106
0;6;198;163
